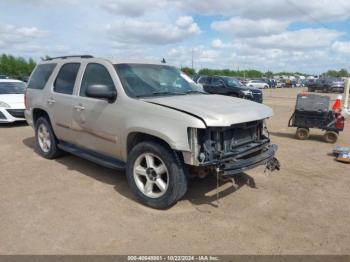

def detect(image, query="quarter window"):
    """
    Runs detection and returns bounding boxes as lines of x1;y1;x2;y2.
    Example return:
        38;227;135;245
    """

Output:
80;63;115;97
28;63;57;90
54;63;80;95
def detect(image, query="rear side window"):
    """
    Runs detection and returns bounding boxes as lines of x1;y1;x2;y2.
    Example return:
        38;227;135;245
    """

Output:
28;63;57;90
54;63;80;95
80;63;115;97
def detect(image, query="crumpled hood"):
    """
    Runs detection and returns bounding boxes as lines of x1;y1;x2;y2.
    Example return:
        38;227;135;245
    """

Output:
143;94;273;126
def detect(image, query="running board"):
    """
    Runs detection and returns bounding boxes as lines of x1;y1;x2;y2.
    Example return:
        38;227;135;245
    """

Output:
58;142;126;170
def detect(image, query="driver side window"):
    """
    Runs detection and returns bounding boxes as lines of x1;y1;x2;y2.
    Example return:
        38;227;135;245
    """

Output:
80;63;115;97
211;77;224;86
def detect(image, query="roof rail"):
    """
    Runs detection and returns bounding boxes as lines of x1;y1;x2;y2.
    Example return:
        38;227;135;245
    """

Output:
45;55;93;61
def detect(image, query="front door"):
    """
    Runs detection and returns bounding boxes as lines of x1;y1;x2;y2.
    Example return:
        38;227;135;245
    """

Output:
71;62;121;158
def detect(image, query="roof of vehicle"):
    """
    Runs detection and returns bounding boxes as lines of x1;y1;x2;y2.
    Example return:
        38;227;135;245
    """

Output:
40;55;169;66
0;79;24;83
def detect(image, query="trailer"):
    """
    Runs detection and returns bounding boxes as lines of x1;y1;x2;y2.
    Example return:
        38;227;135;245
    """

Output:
288;93;345;143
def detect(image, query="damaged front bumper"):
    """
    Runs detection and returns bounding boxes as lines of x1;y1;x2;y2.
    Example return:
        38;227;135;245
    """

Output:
196;141;279;176
217;144;278;175
185;123;280;176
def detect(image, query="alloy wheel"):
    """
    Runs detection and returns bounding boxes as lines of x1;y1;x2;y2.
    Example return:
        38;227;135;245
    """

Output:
133;153;169;198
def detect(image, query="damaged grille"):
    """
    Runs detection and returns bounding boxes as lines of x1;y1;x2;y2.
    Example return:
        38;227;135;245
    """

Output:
197;120;268;164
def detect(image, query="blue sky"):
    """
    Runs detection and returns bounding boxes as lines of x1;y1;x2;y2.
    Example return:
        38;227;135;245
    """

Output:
1;0;350;73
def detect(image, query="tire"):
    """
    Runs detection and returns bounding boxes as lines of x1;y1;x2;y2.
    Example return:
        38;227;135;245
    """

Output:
35;117;62;159
324;131;338;143
126;141;188;209
295;128;310;140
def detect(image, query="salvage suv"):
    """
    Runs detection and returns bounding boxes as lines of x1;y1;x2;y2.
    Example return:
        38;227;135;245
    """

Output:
25;55;278;209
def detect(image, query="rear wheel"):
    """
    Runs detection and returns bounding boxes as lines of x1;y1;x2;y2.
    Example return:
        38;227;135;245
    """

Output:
295;128;310;140
35;117;61;159
324;131;338;143
126;141;188;209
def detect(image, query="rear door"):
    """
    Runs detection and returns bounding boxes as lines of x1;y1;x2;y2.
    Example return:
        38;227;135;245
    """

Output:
48;63;81;143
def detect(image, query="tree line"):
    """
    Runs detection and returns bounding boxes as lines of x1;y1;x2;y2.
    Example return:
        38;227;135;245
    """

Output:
0;54;36;78
0;53;349;79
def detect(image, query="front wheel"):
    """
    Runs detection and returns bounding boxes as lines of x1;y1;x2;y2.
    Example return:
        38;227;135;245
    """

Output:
126;141;188;209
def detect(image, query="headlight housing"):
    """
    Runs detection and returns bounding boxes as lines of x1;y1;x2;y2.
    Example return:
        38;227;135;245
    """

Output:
0;101;10;108
262;120;269;138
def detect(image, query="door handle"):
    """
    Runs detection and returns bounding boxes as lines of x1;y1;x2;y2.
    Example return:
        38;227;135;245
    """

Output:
74;105;85;111
47;98;56;105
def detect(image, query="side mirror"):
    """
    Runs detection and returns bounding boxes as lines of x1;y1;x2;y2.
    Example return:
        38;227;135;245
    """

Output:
85;84;117;103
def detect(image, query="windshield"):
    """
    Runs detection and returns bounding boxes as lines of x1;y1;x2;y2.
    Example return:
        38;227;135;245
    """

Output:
223;77;243;88
114;63;203;98
0;82;26;94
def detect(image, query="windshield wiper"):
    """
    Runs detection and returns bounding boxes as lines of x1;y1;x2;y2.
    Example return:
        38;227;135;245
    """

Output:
151;91;186;96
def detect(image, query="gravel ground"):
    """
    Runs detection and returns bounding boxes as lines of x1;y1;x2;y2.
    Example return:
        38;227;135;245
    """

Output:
0;88;349;254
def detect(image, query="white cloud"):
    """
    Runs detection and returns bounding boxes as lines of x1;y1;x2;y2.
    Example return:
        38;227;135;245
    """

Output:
167;46;220;67
183;0;350;22
332;41;350;54
212;28;342;52
209;27;347;73
106;16;200;45
211;39;229;49
2;0;350;73
211;17;288;37
0;23;48;44
11;0;78;5
101;0;170;17
246;28;342;50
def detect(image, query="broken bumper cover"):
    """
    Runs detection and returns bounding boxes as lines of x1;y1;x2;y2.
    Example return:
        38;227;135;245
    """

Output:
219;144;278;175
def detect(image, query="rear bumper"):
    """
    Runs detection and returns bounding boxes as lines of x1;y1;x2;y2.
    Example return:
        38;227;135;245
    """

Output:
0;108;26;123
24;109;34;127
219;144;278;175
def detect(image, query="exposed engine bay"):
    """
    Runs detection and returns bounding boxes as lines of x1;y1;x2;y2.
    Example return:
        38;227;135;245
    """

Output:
186;120;280;176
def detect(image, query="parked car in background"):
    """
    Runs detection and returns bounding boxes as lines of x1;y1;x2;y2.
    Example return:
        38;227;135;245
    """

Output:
308;78;344;93
195;75;263;103
0;75;8;79
246;79;269;89
275;80;284;88
264;79;276;88
0;79;26;123
24;56;278;208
